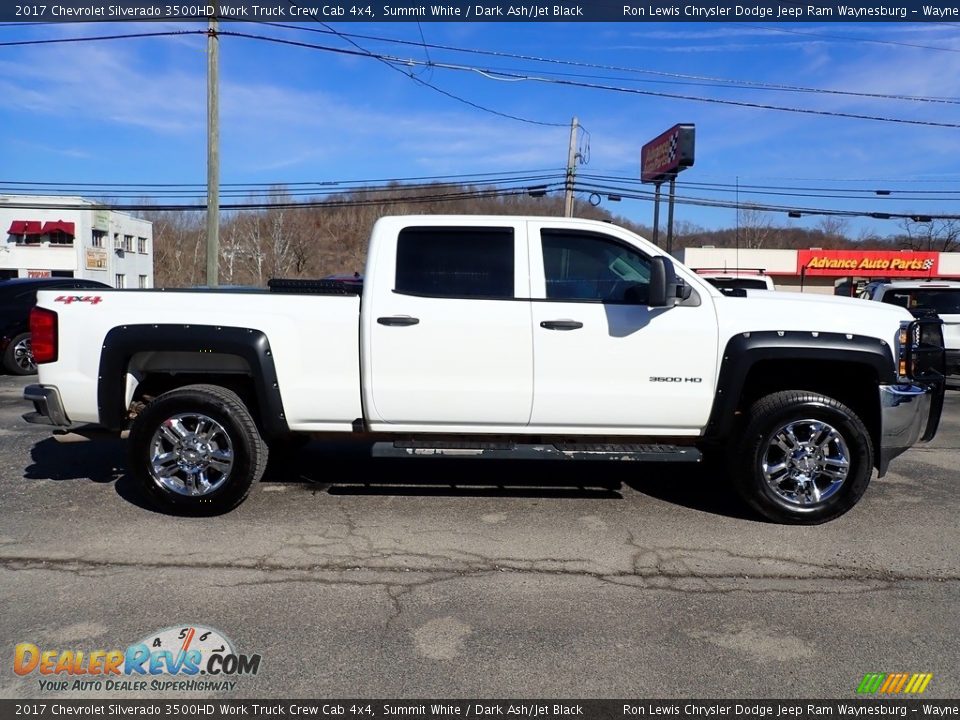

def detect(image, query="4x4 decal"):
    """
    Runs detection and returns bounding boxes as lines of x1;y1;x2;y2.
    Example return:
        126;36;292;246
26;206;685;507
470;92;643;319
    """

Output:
54;295;103;305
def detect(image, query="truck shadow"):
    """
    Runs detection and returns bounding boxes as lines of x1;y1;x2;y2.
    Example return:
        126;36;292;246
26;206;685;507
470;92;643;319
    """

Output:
277;442;757;520
23;437;757;520
25;436;127;484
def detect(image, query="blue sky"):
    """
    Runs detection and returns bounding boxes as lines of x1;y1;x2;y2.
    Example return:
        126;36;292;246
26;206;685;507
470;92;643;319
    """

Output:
1;20;959;237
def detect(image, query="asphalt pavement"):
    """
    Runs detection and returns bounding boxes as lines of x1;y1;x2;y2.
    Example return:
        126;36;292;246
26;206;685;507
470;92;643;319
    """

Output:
0;373;957;700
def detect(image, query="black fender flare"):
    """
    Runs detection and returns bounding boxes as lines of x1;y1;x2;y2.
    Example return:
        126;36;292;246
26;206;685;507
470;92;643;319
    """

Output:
704;330;897;440
97;324;288;435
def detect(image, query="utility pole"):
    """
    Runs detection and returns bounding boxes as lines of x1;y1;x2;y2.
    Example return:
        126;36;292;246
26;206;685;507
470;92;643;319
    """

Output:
563;116;579;218
206;17;220;288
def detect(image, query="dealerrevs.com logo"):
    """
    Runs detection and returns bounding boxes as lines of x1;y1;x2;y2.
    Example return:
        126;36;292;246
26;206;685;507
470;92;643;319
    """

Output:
14;625;261;693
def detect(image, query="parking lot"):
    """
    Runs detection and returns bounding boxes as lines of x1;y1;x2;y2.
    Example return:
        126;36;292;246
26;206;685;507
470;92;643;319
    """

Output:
1;372;958;699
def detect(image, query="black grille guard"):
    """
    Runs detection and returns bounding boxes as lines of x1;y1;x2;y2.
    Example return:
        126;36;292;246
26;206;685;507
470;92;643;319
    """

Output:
904;315;946;442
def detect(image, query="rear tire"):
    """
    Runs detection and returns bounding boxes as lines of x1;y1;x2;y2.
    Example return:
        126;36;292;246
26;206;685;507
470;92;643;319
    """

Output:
733;390;873;524
3;332;36;375
128;384;268;514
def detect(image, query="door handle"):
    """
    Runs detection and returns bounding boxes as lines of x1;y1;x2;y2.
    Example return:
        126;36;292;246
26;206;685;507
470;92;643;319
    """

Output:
377;316;420;327
540;320;583;331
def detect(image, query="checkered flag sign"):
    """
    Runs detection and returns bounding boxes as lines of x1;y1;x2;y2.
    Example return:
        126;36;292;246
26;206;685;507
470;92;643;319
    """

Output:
641;123;695;183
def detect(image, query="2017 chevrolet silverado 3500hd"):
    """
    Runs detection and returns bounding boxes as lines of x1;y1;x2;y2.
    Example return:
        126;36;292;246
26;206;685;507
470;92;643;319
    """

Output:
22;216;946;523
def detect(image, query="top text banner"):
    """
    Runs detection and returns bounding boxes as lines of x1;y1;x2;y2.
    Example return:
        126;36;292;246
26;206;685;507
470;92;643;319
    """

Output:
4;1;957;22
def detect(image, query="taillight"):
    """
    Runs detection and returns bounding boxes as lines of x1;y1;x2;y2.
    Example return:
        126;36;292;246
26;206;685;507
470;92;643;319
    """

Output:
29;307;58;364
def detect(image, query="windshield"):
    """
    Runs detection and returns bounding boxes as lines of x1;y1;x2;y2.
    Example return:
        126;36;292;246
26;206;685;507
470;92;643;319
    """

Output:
881;288;960;315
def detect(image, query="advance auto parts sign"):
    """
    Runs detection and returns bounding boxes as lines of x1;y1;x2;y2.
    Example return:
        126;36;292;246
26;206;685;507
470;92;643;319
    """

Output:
798;249;939;277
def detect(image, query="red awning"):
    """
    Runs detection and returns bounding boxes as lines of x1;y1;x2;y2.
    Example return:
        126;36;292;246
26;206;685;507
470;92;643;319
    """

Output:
7;220;43;235
40;220;75;237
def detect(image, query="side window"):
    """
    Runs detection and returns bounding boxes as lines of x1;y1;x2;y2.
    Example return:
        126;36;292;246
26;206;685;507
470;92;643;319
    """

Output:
541;230;651;303
395;227;514;299
881;292;910;309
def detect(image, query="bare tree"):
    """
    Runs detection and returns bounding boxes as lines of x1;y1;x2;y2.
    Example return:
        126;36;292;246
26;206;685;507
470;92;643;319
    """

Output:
142;209;205;287
816;217;851;248
737;207;775;249
898;218;960;253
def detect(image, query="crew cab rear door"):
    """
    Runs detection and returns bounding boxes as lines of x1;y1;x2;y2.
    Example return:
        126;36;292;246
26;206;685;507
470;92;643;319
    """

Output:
526;220;719;433
364;220;533;428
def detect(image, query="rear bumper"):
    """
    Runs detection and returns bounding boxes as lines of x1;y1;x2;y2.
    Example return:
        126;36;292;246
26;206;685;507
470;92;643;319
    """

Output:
22;384;71;427
877;381;944;476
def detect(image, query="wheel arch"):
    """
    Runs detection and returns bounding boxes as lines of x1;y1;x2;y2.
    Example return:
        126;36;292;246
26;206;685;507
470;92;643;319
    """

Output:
705;330;897;468
97;324;288;436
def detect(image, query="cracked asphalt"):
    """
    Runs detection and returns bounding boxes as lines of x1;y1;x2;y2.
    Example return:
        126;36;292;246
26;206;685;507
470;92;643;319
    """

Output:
1;374;958;699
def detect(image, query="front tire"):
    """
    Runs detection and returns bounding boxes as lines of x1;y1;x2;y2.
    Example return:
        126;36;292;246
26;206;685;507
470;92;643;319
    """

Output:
3;332;36;375
128;384;268;513
733;391;874;524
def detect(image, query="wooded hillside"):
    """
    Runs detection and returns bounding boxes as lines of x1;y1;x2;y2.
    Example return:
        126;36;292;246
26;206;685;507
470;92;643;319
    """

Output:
141;184;959;287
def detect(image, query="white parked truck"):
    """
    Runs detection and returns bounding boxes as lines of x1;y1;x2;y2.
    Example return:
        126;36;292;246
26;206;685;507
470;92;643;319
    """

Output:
23;216;947;523
859;280;960;379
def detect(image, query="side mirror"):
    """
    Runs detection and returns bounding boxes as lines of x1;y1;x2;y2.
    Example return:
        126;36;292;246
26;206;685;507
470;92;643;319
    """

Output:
648;256;679;308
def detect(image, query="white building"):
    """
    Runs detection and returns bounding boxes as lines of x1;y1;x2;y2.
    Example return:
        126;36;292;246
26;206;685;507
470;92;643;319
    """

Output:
1;195;153;288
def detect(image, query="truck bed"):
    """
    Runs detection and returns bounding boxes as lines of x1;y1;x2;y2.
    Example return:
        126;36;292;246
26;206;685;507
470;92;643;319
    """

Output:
35;286;363;431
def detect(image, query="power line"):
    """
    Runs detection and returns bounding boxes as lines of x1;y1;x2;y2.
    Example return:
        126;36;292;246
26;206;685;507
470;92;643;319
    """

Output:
252;21;960;106
0;172;566;198
577;174;960;201
742;24;960;54
6;24;957;121
281;4;564;127
413;21;432;77
423;61;960;130
588;168;960;185
217;30;960;130
0;168;563;188
0;29;205;48
11;171;960;204
0;183;568;212
572;180;960;221
7;178;960;222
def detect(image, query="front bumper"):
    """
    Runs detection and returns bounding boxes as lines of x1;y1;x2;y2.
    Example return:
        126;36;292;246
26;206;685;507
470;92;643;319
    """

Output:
877;381;944;476
23;384;71;427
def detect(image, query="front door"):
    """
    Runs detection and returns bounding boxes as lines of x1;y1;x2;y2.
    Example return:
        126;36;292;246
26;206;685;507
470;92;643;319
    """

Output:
527;222;719;434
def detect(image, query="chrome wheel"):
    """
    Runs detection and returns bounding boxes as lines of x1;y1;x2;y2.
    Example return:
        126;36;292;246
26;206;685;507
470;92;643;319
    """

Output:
761;419;851;506
148;413;234;497
13;337;35;373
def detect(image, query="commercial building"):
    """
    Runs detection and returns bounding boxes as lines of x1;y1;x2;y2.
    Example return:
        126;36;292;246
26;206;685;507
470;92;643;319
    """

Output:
1;195;153;288
679;246;960;294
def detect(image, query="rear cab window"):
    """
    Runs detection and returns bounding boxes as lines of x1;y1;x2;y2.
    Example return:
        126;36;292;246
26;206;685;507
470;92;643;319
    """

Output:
395;227;515;299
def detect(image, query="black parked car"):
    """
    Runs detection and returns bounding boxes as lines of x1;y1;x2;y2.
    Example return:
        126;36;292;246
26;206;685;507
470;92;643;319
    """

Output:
0;277;111;375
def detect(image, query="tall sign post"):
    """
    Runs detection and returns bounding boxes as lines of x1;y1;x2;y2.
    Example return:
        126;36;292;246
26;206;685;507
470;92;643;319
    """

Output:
641;124;695;253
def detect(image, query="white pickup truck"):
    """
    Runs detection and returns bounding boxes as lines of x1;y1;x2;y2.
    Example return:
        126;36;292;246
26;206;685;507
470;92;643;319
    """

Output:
23;215;946;523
